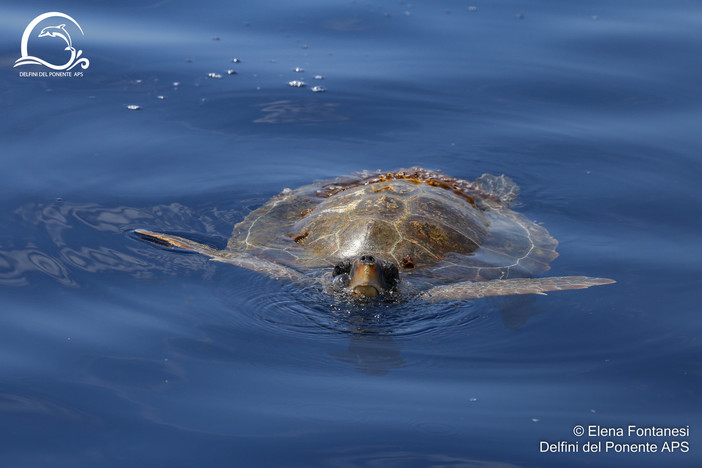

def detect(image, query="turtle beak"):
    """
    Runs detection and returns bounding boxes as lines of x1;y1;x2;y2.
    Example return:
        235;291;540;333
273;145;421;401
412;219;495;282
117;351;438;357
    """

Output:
349;255;385;298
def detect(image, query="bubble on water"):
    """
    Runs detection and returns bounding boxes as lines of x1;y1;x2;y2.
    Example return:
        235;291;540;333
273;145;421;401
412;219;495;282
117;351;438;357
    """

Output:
532;418;540;422
232;58;241;63
172;81;180;87
126;104;141;111
207;73;222;79
592;15;599;20
226;69;237;75
469;6;478;12
156;95;165;100
302;44;309;49
294;67;304;72
288;80;306;88
311;86;326;93
469;397;478;402
314;75;324;80
404;11;411;16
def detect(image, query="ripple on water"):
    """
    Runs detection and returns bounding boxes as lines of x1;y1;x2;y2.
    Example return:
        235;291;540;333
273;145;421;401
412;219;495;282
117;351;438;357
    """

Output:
4;200;241;287
411;421;459;437
207;272;565;373
0;393;85;419
0;247;76;287
87;356;183;389
314;448;521;468
223;275;485;340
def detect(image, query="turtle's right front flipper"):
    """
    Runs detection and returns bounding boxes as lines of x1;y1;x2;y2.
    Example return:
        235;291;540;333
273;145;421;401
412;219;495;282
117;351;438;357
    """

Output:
134;229;301;281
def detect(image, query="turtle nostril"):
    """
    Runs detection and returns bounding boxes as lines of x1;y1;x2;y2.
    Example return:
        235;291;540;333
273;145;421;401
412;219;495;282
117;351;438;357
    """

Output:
360;255;375;264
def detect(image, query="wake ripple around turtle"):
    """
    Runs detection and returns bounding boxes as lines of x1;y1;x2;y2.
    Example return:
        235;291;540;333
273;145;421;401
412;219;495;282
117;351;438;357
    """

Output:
233;278;484;339
3;199;246;288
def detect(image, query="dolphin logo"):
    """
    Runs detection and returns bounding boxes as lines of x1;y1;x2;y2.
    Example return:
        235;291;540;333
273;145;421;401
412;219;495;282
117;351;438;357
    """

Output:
38;24;73;51
14;12;89;71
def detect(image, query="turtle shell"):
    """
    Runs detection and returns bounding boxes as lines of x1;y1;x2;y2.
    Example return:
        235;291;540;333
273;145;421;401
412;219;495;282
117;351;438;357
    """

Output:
227;168;558;282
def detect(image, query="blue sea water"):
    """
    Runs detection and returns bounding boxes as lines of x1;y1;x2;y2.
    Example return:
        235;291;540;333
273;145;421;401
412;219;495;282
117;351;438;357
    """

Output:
1;1;701;467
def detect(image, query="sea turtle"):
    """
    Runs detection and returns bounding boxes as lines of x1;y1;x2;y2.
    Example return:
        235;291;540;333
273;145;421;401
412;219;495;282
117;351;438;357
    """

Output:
135;168;614;300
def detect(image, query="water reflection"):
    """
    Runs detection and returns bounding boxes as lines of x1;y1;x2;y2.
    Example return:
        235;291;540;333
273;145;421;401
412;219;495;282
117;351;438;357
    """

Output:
2;200;243;287
0;246;75;287
328;332;404;376
87;356;183;389
0;392;85;420
238;287;549;375
498;296;542;330
315;447;523;468
324;299;547;375
254;99;347;124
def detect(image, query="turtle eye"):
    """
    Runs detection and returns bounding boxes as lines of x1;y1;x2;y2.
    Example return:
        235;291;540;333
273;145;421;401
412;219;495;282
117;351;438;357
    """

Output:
382;262;400;288
331;273;350;289
333;259;352;277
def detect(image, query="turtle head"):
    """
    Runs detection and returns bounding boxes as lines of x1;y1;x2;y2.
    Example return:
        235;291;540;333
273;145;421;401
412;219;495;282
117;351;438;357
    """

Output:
332;254;399;298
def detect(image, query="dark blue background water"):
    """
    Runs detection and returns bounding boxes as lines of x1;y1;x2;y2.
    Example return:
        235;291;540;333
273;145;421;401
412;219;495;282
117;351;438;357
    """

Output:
1;1;700;466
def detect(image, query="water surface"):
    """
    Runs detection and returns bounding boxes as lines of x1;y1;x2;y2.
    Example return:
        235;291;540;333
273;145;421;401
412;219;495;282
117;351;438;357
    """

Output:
1;1;700;467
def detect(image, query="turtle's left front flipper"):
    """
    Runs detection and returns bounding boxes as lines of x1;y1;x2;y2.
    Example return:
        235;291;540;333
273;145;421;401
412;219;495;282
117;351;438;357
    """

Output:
421;276;615;301
135;229;222;256
134;229;301;281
